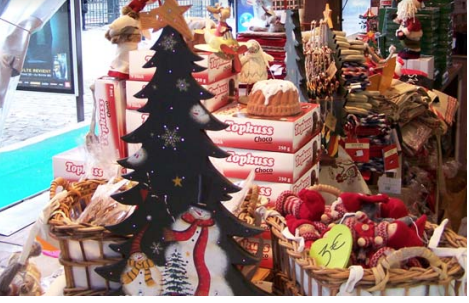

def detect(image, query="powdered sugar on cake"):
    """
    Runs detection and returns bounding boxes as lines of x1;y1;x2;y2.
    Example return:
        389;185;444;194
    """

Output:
251;80;298;106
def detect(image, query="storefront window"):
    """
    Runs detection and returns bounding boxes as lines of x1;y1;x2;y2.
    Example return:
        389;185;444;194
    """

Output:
342;0;372;35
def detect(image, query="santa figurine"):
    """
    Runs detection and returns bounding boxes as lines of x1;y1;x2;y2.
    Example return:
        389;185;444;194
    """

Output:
121;226;163;296
105;0;156;79
393;0;425;59
163;206;234;296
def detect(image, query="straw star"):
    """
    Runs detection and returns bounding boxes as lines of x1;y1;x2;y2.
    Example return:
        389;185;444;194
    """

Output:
140;0;193;40
323;3;333;28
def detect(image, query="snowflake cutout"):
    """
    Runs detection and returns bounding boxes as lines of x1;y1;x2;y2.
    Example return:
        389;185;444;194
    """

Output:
151;242;164;255
176;79;190;92
161;35;177;51
159;126;182;149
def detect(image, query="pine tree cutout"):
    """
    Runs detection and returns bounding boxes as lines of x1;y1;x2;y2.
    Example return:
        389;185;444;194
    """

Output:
162;249;193;296
284;9;309;103
95;0;265;296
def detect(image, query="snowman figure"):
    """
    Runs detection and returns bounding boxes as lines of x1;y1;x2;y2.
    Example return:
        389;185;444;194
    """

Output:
238;40;274;103
121;226;163;296
163;206;233;296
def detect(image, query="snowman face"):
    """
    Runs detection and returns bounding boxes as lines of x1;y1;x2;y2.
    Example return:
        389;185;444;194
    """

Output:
190;104;210;124
189;206;211;220
127;148;147;166
130;252;147;262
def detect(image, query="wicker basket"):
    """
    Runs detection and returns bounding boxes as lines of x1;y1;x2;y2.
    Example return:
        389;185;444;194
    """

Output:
48;178;130;296
236;185;303;295
266;184;467;296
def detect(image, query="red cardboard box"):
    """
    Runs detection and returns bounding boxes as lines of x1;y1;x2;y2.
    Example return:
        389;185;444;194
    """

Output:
129;50;233;84
125;109;149;156
52;146;120;181
192;51;234;84
201;74;238;112
126;75;237;113
207;103;321;153
125;80;148;110
214;137;316;184
129;49;156;81
94;77;127;158
230;163;319;207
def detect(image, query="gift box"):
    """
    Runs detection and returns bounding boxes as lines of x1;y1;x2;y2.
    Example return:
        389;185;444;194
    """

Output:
93;77;127;158
207;103;321;153
213;136;317;184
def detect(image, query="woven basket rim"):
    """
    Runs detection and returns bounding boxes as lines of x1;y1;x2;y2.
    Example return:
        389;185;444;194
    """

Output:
47;178;130;241
266;214;467;293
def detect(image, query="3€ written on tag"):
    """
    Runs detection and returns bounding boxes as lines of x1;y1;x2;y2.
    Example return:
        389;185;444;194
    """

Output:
309;224;352;269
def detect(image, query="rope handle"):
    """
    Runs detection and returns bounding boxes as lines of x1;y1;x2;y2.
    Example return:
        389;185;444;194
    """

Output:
381;247;446;273
49;177;70;200
368;246;448;292
307;184;342;198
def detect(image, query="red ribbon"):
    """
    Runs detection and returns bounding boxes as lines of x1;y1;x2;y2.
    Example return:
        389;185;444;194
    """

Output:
220;44;248;73
164;212;215;296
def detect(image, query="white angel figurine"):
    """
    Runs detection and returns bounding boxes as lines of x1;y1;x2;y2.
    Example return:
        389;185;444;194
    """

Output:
238;40;274;102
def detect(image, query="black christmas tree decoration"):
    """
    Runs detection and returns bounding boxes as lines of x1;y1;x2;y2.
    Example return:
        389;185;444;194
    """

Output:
95;0;265;296
284;9;309;103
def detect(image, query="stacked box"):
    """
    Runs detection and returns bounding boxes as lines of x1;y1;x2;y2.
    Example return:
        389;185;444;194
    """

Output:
93;77;128;159
421;1;455;88
126;50;239;156
208;102;321;206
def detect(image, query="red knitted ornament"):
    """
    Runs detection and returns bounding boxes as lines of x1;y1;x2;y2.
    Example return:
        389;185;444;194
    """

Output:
387;215;427;249
298;188;326;222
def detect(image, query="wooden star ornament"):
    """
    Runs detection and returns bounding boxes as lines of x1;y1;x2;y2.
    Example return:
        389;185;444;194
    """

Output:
323;3;333;29
139;0;193;40
172;176;183;187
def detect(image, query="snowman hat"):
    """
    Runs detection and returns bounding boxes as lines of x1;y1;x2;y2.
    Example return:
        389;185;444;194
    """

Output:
130;225;149;255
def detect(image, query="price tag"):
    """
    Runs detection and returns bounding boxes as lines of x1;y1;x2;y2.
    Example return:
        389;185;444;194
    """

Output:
383;144;399;171
378;176;402;195
309;224;352;268
325;112;337;131
344;138;370;162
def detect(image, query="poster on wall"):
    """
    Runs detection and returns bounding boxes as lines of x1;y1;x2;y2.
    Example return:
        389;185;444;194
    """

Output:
236;0;255;33
236;0;285;33
17;1;74;94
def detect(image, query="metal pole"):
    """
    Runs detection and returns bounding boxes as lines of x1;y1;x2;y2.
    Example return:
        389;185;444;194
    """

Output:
71;0;85;122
